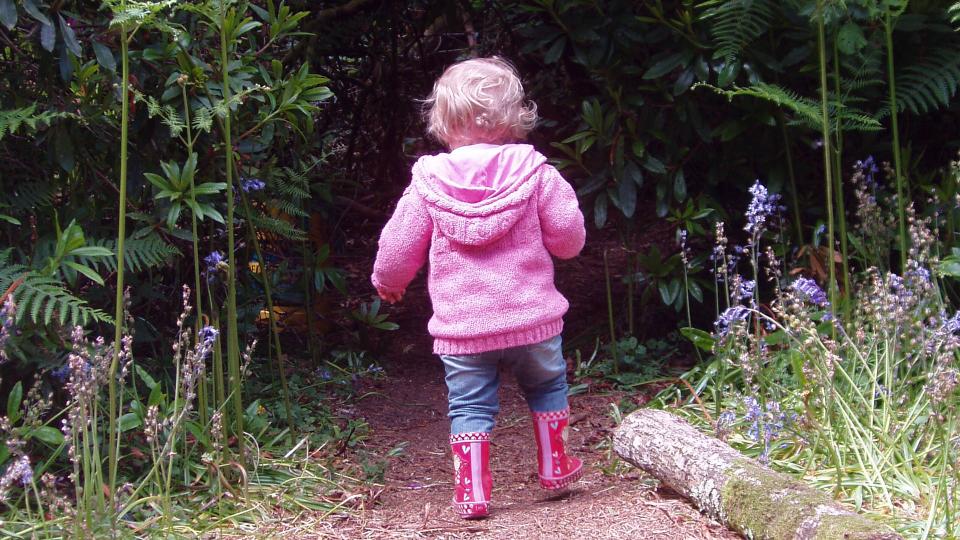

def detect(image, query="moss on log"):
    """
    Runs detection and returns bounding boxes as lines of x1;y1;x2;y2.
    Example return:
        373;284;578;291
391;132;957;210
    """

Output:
612;409;902;540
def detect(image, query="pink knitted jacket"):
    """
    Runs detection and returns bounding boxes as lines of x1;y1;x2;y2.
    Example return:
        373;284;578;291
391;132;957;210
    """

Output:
371;143;586;355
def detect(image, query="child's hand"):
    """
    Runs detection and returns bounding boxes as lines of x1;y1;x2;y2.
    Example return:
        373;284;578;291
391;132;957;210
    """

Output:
377;288;405;304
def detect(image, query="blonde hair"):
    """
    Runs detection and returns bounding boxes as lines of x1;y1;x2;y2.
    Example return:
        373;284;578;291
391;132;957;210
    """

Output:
424;57;538;148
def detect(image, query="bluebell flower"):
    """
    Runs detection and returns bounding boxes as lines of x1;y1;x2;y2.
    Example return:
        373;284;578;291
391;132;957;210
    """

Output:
204;251;224;272
744;180;783;236
51;364;71;382
943;312;960;334
855;156;879;186
792;277;829;307
240;177;266;193
199;326;218;345
715;306;750;335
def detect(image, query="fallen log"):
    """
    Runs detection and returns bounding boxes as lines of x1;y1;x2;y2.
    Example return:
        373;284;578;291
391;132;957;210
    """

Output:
613;409;902;540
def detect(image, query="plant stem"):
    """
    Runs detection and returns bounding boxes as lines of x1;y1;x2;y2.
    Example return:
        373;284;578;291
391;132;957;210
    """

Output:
219;3;244;463
817;1;838;323
775;110;803;243
182;84;208;430
832;35;851;319
885;11;908;273
237;187;294;431
106;19;130;522
603;249;618;374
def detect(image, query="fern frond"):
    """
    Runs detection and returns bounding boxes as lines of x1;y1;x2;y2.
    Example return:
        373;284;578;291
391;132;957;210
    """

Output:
0;105;73;141
950;2;960;29
12;272;111;326
696;82;882;132
250;214;306;242
0;182;57;211
80;234;180;274
697;81;821;125
267;199;308;219
699;0;777;64
134;90;186;138
893;42;960;115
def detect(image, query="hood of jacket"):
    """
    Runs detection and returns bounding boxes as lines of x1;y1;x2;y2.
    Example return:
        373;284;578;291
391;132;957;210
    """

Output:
413;143;547;246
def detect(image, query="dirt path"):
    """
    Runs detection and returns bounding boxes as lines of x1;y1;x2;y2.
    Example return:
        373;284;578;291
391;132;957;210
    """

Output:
317;345;738;540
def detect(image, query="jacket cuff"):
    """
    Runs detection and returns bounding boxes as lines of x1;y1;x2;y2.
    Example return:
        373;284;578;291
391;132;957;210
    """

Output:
371;274;405;294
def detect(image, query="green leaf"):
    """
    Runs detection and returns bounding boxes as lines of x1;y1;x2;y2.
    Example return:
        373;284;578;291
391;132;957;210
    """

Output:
617;177;637;219
143;172;171;192
643;155;667;175
688;280;703;303
29;425;64;445
136;365;157;390
643;52;686;80
673;169;687;201
22;0;50;26
544;37;565;64
40;21;55;53
0;0;17;30
191;182;227;195
7;381;22;423
658;281;676;305
118;412;141;432
837;22;866;55
181;152;198;186
63;261;104;285
58;14;80;57
198;204;224;223
594;191;608;229
717;61;740;87
92;42;116;72
166;203;182;229
69;246;113;257
679;327;715;352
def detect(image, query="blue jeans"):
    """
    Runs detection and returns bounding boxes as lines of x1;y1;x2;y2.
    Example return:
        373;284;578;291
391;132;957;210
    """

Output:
441;335;570;434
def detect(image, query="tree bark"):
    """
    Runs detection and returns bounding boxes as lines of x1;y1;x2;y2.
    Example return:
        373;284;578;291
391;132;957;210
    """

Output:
613;409;902;540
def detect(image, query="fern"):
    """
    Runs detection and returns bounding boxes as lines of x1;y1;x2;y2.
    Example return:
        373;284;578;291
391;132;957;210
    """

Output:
696;82;882;132
0;104;72;141
0;251;112;327
893;42;960;115
250;213;307;242
950;2;960;29
699;0;777;64
0;181;57;211
78;234;180;274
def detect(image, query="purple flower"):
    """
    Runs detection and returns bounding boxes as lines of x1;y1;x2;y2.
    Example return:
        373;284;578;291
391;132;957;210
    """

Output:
240;177;266;193
199;326;218;345
715;306;750;335
744;180;783;236
792;277;829;307
943;312;960;334
855;156;879;186
204;251;224;270
203;251;226;282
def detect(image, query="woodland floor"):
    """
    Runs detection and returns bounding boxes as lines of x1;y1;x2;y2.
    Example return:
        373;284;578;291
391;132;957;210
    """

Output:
307;343;740;540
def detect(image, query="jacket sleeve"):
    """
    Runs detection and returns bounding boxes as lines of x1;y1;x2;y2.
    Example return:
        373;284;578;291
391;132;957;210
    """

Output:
371;185;433;293
537;166;586;260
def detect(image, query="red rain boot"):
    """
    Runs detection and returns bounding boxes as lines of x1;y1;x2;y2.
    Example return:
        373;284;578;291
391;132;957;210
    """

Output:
449;432;492;519
532;408;583;490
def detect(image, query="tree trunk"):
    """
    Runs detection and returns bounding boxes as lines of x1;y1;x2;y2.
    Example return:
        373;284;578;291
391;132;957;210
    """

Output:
612;409;902;540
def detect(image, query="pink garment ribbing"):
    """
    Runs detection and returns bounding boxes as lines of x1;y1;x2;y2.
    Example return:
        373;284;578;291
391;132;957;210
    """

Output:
371;144;586;355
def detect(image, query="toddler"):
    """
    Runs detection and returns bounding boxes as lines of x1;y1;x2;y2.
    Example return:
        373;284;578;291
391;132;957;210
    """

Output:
371;57;586;519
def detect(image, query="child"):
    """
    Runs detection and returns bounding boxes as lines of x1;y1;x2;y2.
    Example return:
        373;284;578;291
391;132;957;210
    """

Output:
371;57;586;519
